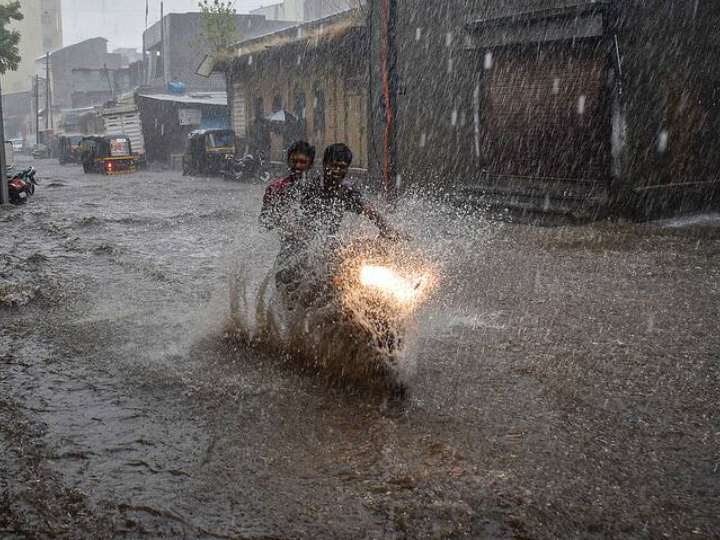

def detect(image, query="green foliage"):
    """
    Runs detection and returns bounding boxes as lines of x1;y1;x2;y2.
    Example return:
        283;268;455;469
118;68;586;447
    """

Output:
0;1;23;74
198;0;239;56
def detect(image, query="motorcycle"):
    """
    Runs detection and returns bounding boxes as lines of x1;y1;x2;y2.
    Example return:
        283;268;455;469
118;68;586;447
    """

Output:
261;237;436;394
7;167;38;204
223;151;271;183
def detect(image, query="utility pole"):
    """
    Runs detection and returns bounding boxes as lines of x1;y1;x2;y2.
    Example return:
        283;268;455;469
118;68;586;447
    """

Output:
0;76;8;205
45;51;50;130
160;1;167;87
380;0;398;201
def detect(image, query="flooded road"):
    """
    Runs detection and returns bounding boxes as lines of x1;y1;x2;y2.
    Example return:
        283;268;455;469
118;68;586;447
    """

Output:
2;157;719;538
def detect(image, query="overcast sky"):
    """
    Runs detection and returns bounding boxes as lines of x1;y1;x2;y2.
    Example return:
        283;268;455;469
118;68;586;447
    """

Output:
62;0;271;50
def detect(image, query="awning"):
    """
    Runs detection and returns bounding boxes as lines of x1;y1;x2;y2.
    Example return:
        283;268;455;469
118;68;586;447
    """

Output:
465;2;608;48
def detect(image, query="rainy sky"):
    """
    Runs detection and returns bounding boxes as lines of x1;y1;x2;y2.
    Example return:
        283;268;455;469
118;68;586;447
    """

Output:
62;0;270;50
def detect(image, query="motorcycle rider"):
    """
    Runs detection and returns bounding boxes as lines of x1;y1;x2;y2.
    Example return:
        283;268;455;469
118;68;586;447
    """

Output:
261;142;400;243
259;140;316;232
260;142;404;307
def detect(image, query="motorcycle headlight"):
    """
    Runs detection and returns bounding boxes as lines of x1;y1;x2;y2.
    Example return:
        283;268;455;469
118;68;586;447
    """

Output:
359;265;427;304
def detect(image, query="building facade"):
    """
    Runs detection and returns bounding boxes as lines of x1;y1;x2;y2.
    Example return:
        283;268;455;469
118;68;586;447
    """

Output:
39;38;124;111
142;13;293;93
226;11;368;167
367;0;720;217
1;0;63;96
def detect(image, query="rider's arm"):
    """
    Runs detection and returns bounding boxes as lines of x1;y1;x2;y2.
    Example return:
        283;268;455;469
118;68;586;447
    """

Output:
260;179;291;230
361;202;392;236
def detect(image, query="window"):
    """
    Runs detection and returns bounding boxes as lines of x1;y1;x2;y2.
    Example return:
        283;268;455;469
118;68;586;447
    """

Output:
206;131;234;149
110;138;130;157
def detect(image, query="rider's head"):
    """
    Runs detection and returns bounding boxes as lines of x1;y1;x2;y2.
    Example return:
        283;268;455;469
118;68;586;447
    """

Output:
287;140;315;175
323;143;353;185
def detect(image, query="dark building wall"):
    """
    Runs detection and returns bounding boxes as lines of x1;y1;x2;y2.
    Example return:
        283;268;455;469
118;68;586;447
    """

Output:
368;0;720;216
368;0;611;202
613;1;720;217
136;96;229;163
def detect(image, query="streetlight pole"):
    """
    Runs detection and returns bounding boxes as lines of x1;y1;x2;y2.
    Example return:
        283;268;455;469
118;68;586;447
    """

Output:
0;75;9;205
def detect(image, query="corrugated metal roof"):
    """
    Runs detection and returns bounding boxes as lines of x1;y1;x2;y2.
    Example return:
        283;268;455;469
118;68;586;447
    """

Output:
136;92;228;107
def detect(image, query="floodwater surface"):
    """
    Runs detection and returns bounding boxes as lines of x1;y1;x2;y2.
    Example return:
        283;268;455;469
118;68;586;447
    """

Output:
1;157;719;538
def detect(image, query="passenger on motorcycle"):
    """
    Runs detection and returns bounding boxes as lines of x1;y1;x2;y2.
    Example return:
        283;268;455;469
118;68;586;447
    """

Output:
260;142;404;308
259;140;317;234
260;142;400;244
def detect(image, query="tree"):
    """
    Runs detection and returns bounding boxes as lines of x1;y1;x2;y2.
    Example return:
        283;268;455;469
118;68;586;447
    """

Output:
0;1;23;74
198;0;239;57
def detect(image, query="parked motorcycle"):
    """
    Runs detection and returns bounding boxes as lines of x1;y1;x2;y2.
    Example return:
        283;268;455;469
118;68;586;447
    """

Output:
223;151;271;183
7;167;39;204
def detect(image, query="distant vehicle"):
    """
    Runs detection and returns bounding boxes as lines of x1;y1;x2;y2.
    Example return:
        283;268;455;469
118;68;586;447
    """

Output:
182;129;236;177
58;134;85;165
80;135;137;175
102;100;146;167
31;143;49;159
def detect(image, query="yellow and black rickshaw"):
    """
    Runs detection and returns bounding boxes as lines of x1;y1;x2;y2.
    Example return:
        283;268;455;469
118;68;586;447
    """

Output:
81;134;137;175
182;129;235;176
58;133;84;164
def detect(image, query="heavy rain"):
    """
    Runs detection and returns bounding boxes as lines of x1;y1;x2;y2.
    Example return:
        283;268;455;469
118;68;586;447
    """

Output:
1;1;719;538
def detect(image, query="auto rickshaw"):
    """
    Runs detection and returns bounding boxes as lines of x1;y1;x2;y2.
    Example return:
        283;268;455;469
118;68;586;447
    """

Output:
80;134;137;175
182;129;235;176
58;134;84;164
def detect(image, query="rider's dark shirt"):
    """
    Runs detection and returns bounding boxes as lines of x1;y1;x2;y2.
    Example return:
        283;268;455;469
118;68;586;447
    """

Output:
260;174;364;246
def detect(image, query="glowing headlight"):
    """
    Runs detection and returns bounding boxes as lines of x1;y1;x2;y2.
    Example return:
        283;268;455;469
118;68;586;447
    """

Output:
359;265;424;304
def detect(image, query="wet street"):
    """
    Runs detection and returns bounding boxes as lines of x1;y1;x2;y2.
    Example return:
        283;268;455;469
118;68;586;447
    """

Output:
1;157;719;538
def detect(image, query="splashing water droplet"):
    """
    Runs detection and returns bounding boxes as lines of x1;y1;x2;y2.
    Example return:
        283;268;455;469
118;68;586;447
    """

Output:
484;51;493;70
577;95;586;115
658;130;669;153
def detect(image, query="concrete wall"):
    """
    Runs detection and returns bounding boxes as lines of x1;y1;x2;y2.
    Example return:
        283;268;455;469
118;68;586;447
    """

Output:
46;38;120;110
